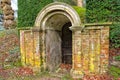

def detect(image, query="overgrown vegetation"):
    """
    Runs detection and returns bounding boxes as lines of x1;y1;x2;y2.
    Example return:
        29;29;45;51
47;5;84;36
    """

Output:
61;74;73;80
86;0;120;23
110;23;120;48
0;29;20;68
109;66;120;80
114;56;120;61
73;6;86;23
0;9;2;14
18;0;53;28
0;70;74;80
86;0;120;48
18;0;77;28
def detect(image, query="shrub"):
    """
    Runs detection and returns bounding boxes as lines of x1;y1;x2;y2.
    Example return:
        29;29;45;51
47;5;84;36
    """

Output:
109;66;120;79
86;0;120;48
114;56;120;61
73;6;86;23
110;23;120;48
18;0;53;28
86;0;120;23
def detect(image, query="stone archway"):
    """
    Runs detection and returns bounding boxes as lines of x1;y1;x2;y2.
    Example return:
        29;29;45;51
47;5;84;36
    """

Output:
34;2;81;28
20;2;111;78
34;2;81;71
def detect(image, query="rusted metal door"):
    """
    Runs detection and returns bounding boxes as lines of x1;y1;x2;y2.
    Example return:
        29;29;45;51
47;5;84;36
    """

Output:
62;22;72;64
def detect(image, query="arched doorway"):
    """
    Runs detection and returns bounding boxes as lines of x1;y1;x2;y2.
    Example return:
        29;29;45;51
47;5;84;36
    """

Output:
34;2;81;71
62;22;72;64
45;14;72;71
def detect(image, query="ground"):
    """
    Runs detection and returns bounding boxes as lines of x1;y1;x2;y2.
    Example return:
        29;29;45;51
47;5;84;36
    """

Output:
0;29;120;80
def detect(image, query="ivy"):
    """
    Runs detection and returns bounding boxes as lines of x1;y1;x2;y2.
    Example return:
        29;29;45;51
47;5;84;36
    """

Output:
18;0;53;28
86;0;120;22
86;0;120;48
114;55;120;61
18;0;77;28
110;23;120;48
73;6;86;23
109;66;120;79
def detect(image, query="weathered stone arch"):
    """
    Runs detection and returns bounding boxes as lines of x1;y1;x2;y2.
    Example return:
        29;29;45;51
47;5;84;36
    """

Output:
34;2;81;30
34;2;82;72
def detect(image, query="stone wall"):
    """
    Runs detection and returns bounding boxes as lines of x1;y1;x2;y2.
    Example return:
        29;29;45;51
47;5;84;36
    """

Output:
20;30;41;71
19;23;110;76
70;23;110;78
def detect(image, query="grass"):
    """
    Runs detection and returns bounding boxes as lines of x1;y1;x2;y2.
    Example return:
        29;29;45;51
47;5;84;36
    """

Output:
61;74;74;80
109;66;120;80
0;29;20;68
0;29;18;37
1;71;56;80
114;55;120;61
0;70;76;80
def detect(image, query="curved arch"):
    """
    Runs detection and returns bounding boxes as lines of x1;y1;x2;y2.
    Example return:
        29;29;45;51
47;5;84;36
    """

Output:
42;11;73;30
34;2;81;29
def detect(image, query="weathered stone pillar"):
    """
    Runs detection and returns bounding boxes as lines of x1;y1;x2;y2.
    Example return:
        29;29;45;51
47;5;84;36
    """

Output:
84;23;111;75
70;26;84;78
69;23;111;78
20;28;41;72
41;29;46;71
100;26;109;74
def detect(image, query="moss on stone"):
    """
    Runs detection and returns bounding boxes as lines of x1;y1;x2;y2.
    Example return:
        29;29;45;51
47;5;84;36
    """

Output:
72;6;86;23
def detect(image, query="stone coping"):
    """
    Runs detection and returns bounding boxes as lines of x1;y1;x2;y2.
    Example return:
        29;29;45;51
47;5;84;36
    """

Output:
85;22;112;27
